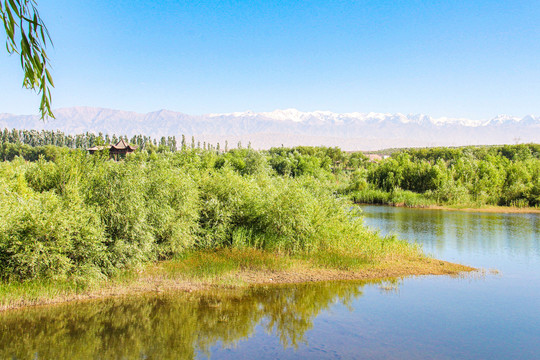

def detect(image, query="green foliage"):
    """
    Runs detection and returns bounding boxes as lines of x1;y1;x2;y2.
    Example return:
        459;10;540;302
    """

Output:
0;147;416;283
195;169;389;256
355;144;540;208
0;179;107;282
144;159;200;258
84;160;155;268
214;148;269;175
2;139;538;284
267;146;335;177
1;0;54;119
0;128;180;153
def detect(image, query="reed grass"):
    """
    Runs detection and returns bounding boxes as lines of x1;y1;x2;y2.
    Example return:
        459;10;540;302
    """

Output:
349;188;436;207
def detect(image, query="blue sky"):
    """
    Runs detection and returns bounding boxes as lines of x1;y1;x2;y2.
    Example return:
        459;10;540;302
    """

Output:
1;0;539;119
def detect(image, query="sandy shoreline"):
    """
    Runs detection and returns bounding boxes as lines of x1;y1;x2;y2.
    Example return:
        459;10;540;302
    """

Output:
0;258;474;312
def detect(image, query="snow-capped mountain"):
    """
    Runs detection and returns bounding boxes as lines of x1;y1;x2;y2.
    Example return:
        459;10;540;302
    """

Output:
0;107;538;150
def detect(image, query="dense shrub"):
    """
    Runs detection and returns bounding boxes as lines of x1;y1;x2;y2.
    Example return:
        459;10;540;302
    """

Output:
144;160;200;258
1;141;539;282
0;150;410;282
0;180;107;281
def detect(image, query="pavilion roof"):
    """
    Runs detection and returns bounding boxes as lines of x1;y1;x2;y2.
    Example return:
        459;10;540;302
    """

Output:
87;139;137;152
111;138;137;150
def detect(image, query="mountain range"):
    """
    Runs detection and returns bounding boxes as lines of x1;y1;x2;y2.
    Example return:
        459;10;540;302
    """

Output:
1;107;538;150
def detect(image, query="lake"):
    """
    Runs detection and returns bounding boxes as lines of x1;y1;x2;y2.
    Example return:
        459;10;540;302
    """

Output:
1;205;539;359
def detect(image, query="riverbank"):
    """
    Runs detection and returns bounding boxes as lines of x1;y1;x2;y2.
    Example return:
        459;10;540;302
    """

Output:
0;249;474;311
357;202;540;214
421;205;540;213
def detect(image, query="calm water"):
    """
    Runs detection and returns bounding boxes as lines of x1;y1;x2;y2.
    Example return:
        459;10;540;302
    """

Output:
1;206;539;359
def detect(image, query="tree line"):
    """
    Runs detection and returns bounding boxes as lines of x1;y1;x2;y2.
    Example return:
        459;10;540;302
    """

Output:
350;144;540;207
1;128;538;208
0;128;176;150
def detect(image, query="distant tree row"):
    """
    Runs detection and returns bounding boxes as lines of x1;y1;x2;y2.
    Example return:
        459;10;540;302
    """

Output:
0;128;237;153
349;144;540;207
403;144;540;162
0;128;179;151
1;128;539;207
0;128;242;161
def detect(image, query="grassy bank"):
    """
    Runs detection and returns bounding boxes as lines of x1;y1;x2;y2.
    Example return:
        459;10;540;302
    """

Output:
349;189;540;213
0;248;474;311
348;188;436;207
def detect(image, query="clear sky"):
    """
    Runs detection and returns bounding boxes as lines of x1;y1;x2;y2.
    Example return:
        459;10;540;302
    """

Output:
1;0;539;119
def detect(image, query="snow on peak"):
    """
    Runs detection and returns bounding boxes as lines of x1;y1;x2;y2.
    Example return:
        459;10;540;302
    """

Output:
488;114;521;125
262;108;309;122
208;110;258;118
204;109;538;127
430;116;484;127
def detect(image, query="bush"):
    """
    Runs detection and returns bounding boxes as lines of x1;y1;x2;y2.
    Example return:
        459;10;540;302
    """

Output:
196;169;399;258
0;149;421;282
0;182;108;281
144;160;200;258
84;160;155;268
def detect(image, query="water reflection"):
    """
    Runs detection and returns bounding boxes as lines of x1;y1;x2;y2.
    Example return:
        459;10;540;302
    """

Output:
361;206;540;261
3;207;538;359
0;280;388;359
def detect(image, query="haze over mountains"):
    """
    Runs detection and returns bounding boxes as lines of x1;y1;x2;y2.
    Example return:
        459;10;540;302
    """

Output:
1;107;539;150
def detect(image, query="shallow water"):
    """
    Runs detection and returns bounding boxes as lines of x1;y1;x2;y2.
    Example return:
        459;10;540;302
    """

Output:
1;206;539;359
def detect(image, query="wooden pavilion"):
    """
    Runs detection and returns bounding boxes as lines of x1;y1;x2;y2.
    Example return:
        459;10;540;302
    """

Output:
87;139;137;159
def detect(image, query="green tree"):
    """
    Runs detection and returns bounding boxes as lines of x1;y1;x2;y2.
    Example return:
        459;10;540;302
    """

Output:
1;0;54;118
181;134;186;150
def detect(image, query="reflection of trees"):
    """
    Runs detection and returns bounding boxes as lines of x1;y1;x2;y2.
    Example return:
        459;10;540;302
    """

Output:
0;281;371;359
362;206;540;258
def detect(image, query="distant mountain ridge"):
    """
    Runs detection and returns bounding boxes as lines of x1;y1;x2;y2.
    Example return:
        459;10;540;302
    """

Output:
0;107;538;150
